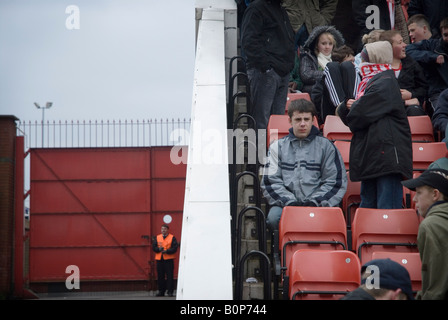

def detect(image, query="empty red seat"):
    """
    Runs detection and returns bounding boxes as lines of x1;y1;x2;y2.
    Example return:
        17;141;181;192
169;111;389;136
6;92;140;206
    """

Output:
323;115;352;141
267;115;291;147
412;142;447;171
334;140;350;171
352;208;420;264
279;206;347;278
285;92;311;114
407;115;435;142
371;251;422;295
289;249;361;300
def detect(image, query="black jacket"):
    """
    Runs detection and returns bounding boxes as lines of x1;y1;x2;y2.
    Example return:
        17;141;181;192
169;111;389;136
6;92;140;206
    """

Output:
352;0;391;36
398;55;428;106
337;70;413;182
241;0;295;76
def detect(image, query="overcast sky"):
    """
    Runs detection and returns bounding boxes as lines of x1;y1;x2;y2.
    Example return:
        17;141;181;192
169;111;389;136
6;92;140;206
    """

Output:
0;0;195;123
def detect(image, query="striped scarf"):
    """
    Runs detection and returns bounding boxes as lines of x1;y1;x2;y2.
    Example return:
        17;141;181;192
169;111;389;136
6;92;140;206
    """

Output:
355;63;392;99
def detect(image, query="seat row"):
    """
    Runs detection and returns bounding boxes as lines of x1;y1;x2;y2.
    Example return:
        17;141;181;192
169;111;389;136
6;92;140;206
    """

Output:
276;206;421;299
268;113;441;148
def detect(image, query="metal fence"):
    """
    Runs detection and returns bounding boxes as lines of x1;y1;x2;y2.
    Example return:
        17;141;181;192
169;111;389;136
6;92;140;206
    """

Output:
17;118;191;149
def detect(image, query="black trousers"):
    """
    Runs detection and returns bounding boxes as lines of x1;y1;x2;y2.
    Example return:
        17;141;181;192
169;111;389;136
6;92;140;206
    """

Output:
156;259;174;294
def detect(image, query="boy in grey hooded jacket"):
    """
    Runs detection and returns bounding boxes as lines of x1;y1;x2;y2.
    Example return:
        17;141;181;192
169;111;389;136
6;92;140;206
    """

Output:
261;99;347;231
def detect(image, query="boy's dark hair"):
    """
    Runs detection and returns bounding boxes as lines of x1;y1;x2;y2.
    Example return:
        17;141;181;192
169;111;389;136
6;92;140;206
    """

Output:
162;224;170;229
331;45;355;63
407;14;430;29
288;99;317;119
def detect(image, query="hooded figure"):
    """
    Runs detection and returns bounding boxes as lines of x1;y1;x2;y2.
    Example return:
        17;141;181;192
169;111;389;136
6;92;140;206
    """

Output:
299;25;345;93
337;41;413;209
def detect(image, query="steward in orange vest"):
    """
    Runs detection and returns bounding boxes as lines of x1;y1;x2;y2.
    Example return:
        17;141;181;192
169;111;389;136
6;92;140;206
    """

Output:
152;224;178;297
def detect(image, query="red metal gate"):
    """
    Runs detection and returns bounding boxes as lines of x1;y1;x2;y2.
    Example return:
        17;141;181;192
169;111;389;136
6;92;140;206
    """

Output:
28;146;186;291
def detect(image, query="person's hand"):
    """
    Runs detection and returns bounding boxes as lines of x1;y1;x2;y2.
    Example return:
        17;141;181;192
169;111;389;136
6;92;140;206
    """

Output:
436;55;445;64
346;99;356;109
400;89;412;101
404;98;420;106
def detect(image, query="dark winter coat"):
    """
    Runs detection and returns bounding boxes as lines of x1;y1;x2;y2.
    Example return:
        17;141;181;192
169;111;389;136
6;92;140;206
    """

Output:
299;25;345;93
241;0;295;77
337;69;413;182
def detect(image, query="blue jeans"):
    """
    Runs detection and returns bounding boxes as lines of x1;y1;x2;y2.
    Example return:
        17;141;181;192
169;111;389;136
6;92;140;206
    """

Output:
360;174;403;209
266;206;283;231
247;68;289;131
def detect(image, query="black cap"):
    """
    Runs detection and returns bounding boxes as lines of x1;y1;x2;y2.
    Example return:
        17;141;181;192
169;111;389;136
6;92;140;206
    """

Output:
401;169;448;195
361;259;414;300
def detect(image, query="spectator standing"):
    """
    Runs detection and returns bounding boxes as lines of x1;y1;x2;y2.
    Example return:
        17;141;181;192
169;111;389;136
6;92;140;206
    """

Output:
241;0;295;131
282;0;338;49
337;41;413;209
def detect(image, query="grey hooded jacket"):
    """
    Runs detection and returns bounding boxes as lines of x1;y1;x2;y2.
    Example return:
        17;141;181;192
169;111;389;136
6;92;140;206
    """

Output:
261;126;347;207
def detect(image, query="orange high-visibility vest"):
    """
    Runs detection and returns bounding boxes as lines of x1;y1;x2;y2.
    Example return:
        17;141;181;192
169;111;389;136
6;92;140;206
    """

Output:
155;234;176;260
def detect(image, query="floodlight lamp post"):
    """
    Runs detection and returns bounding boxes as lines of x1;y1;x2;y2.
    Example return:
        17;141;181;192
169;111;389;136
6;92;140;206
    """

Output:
34;102;53;147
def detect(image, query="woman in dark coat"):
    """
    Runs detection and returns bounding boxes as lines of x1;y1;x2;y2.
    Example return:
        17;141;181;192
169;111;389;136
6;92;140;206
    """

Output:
337;41;413;209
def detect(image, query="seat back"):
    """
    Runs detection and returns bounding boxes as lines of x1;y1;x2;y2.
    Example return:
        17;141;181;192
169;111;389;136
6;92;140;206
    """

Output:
371;251;422;295
407;115;435;142
289;249;361;300
352;208;420;264
412;142;447;172
334;140;350;170
285;92;311;115
323;115;352;141
279;206;347;277
267;115;291;147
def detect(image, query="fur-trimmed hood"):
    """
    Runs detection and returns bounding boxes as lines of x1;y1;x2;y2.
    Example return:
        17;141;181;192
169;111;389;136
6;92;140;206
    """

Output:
303;25;345;51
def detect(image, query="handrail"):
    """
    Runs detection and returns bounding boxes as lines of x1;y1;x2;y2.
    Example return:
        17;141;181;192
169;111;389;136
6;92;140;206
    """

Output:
234;250;271;300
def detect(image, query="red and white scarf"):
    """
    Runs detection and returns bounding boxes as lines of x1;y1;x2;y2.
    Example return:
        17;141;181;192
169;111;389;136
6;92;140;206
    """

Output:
355;63;392;99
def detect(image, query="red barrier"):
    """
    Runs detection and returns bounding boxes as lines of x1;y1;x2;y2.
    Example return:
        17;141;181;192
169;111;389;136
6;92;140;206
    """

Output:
28;147;186;290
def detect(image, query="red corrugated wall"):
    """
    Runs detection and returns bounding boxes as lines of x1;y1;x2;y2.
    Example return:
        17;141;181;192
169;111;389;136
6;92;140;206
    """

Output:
28;146;186;290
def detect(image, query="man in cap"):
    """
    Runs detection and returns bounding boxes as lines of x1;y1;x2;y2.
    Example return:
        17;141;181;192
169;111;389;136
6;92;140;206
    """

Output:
401;168;448;299
341;258;415;300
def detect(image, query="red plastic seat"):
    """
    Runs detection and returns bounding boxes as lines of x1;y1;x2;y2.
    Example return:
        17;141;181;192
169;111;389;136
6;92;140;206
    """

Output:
279;206;347;279
407;115;435;142
289;249;361;300
323;115;352;141
333;140;350;171
371;251;422;295
412;142;447;172
267;115;291;147
352;208;420;264
285;92;311;115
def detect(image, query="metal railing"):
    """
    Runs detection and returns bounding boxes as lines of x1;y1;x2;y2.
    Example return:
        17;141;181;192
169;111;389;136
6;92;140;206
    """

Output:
17;118;191;149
